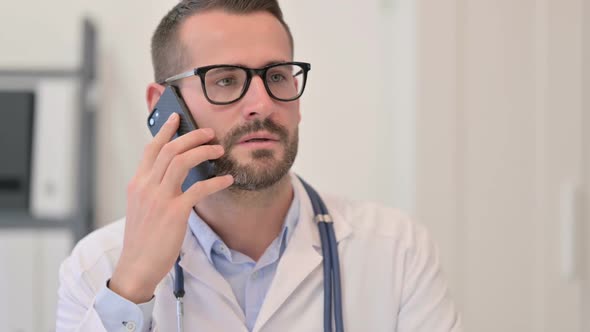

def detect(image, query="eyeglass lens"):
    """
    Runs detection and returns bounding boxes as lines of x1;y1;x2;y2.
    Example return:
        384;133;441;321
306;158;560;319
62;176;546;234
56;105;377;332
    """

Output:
203;64;305;103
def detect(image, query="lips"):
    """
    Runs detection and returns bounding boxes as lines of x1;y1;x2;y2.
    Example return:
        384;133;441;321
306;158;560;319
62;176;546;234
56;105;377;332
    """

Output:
238;132;280;144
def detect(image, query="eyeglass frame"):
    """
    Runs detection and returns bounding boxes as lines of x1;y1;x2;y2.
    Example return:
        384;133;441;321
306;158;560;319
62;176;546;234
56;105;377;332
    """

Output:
158;61;311;105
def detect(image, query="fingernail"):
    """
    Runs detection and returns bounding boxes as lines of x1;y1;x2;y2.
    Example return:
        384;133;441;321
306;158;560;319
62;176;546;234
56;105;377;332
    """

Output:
168;113;178;122
204;128;214;136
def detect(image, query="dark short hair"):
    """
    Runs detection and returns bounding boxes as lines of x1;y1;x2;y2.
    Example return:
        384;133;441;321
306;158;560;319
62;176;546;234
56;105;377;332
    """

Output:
151;0;294;83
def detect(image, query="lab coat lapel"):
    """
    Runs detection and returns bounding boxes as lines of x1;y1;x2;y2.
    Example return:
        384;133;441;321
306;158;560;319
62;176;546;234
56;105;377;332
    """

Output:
253;175;352;332
177;225;245;320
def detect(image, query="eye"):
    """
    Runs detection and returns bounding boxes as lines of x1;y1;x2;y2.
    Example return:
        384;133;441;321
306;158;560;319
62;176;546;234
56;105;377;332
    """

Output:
269;73;286;83
216;77;236;87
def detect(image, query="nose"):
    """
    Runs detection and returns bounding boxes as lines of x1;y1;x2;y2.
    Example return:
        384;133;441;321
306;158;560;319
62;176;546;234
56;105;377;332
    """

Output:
240;75;275;120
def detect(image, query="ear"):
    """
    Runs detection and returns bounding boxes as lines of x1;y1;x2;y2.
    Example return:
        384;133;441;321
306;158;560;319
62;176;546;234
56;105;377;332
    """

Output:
146;83;166;113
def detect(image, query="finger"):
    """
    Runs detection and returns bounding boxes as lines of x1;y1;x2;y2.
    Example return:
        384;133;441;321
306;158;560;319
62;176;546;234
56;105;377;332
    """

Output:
137;113;180;175
160;144;225;193
149;128;216;185
180;174;234;208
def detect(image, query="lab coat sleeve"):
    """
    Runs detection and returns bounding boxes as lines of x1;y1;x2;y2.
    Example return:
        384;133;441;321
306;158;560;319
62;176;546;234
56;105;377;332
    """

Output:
56;255;156;332
396;224;463;332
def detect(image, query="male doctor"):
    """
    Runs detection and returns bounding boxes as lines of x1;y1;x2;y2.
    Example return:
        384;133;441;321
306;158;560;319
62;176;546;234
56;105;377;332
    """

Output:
56;0;462;331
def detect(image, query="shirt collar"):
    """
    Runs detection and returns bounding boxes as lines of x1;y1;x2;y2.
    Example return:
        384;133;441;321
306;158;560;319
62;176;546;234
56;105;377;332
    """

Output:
188;183;301;264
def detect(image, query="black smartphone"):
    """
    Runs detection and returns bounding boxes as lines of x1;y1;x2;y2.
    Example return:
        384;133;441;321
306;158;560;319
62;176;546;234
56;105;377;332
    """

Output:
147;86;213;192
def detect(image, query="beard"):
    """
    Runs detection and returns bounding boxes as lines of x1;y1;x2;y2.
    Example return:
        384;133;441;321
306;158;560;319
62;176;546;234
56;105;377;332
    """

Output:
210;118;298;191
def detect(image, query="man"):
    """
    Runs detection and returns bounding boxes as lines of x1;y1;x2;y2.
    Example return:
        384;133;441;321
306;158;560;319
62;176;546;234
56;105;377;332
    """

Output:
56;0;462;331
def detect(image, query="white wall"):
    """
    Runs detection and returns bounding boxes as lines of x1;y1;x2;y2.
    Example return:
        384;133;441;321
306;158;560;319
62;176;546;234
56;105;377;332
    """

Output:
417;0;587;330
584;1;590;329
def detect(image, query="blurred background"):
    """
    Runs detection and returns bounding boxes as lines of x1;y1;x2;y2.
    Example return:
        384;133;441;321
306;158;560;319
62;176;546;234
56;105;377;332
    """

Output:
0;0;588;331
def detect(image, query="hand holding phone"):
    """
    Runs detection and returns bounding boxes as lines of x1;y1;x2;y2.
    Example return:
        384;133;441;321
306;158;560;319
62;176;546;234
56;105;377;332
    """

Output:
109;87;233;303
147;86;214;191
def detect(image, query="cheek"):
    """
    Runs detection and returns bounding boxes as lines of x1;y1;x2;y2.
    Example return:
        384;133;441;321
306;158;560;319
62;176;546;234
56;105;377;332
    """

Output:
289;100;301;125
181;89;232;137
193;111;233;144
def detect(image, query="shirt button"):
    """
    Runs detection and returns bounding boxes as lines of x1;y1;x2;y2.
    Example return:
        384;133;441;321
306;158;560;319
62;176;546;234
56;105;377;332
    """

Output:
125;321;136;331
252;271;259;279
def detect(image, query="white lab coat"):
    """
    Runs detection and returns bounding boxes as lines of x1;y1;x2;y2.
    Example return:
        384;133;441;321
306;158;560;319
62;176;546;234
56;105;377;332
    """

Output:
56;175;462;332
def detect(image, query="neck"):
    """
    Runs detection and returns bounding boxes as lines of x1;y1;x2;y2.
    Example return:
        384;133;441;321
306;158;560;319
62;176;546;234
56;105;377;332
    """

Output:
194;174;294;261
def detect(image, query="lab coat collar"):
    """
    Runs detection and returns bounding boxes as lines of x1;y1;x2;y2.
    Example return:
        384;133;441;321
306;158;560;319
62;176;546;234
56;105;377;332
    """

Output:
253;173;353;331
177;219;245;321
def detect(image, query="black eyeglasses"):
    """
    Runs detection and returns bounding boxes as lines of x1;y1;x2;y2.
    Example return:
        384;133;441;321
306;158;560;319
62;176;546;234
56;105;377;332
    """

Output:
160;62;311;105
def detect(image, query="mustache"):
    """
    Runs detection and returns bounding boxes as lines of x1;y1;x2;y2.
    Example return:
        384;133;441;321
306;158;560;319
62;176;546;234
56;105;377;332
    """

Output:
219;118;289;149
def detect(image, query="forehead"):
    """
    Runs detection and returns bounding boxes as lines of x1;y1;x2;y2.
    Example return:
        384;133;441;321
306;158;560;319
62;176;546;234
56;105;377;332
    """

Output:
179;10;292;68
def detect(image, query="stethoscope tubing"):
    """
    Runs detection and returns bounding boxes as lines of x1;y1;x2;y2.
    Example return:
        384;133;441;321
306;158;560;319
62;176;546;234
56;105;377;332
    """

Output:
299;176;344;332
326;221;344;332
318;220;333;332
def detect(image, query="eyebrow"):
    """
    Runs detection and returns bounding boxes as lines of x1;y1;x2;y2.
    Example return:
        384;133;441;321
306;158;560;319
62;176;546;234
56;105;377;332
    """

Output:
211;66;243;73
231;60;290;68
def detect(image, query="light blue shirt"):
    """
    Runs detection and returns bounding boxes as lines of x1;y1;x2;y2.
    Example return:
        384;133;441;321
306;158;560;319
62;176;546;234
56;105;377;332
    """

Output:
94;188;300;332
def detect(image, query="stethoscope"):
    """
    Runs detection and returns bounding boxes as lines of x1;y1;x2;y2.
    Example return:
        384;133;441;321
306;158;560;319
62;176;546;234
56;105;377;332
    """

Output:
172;176;344;332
